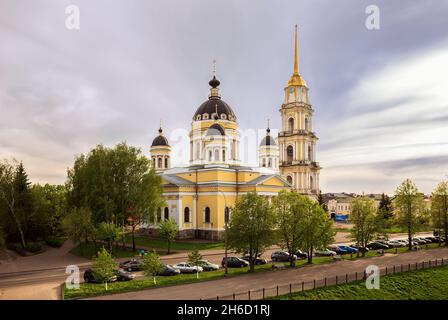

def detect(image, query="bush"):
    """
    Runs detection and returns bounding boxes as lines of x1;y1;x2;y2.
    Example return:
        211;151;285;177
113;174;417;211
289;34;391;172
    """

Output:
26;242;43;253
45;236;66;248
0;229;5;249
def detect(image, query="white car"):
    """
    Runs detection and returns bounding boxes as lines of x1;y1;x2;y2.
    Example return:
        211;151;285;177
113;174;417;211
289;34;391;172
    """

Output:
314;249;337;257
173;262;204;273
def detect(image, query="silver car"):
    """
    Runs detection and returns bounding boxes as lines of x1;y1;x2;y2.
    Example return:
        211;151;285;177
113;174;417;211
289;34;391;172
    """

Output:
173;262;204;273
314;249;337;257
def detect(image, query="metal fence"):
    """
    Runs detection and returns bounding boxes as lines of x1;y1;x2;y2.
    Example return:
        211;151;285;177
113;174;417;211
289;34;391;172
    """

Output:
206;258;447;300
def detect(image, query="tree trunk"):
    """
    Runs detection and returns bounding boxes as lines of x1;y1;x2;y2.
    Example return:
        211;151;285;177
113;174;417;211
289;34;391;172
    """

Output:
307;248;313;264
250;260;255;273
132;225;136;252
7;202;26;250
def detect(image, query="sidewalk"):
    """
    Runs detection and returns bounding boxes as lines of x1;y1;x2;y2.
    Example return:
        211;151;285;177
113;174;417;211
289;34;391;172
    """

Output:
90;247;448;300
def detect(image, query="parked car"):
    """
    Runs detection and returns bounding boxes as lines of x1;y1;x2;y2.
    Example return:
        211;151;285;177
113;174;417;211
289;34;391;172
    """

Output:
386;241;403;248
424;236;437;243
119;259;143;272
241;256;268;265
349;245;369;253
221;257;249;268
115;269;136;281
337;245;358;254
83;268;117;283
173;262;203;274
314;249;337;257
412;238;427;245
328;245;349;255
197;260;220;271
271;251;297;262
158;264;181;276
367;242;389;250
295;250;308;259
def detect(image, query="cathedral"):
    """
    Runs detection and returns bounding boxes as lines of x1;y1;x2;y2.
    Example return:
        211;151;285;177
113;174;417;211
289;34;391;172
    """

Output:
148;26;321;240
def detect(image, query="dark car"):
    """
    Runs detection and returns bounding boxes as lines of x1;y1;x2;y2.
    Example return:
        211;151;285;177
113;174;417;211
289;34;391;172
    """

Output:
295;250;308;259
119;259;143;272
115;269;136;281
83;268;117;283
367;242;389;250
158;265;181;276
350;245;369;253
241;256;268;265
221;257;249;268
328;245;349;255
271;251;297;262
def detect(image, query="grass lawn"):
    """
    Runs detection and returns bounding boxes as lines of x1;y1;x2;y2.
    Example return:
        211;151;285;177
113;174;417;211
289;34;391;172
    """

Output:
69;243;139;260
272;265;448;300
64;263;273;300
124;235;225;251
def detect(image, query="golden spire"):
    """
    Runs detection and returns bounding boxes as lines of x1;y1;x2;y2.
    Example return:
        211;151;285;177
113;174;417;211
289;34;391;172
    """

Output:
287;25;307;87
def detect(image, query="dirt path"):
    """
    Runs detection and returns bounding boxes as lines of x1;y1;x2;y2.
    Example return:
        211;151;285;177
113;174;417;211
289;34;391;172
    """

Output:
90;247;448;300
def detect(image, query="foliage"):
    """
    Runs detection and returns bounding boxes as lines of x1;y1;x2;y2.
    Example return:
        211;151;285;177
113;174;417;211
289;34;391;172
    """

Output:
158;218;179;254
45;236;66;248
378;193;393;220
0;228;5;248
317;190;328;212
142;251;164;284
66;143;164;251
98;222;122;254
394;179;425;250
350;197;378;256
297;197;335;264
25;242;43;253
227;191;277;272
123;235;224;251
431;180;448;246
92;247;117;290
63;207;96;256
188;249;203;279
274;190;307;266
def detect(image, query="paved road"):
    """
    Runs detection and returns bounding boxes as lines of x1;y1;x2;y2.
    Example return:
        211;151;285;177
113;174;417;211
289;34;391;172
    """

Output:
91;247;448;300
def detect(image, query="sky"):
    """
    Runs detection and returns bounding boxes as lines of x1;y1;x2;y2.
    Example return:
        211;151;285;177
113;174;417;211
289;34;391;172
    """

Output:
0;0;447;194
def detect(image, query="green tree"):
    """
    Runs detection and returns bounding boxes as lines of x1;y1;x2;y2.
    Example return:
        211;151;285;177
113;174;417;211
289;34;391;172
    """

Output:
142;251;164;285
350;197;378;257
317;190;328;213
298;199;335;264
63;207;96;256
378;193;393;220
0;227;5;249
228;192;277;272
66;143;164;251
394;179;425;251
92;247;117;290
188;249;203;279
158;218;179;254
98;222;122;254
431;181;448;246
0;160;27;249
274;190;306;267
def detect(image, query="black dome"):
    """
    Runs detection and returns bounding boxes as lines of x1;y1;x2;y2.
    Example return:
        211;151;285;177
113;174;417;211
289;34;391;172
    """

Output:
260;135;276;146
194;98;236;121
151;128;169;147
206;123;225;136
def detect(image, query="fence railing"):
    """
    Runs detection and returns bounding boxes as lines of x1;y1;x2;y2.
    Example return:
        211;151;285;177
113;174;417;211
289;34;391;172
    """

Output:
206;258;447;300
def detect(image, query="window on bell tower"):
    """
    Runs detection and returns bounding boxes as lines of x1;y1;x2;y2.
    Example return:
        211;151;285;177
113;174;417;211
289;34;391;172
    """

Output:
288;118;294;133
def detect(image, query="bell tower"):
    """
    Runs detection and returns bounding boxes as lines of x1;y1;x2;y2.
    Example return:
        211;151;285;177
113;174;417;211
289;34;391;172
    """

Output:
278;25;321;197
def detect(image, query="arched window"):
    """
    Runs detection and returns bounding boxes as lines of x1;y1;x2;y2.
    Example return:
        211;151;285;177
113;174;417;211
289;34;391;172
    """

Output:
262;158;266;167
215;149;220;162
305;117;309;131
287;176;293;185
268;158;272;167
224;207;230;224
184;207;190;223
156;208;162;222
209;150;212;161
222;150;226;162
158;158;162;168
308;145;312;161
165;158;168;168
288;118;294;133
152;158;155;167
286;145;294;164
164;207;169;220
310;176;314;190
204;207;211;223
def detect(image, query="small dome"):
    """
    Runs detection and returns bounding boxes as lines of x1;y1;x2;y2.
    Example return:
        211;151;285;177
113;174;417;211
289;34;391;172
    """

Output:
260;135;276;146
151;128;169;147
206;123;225;136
